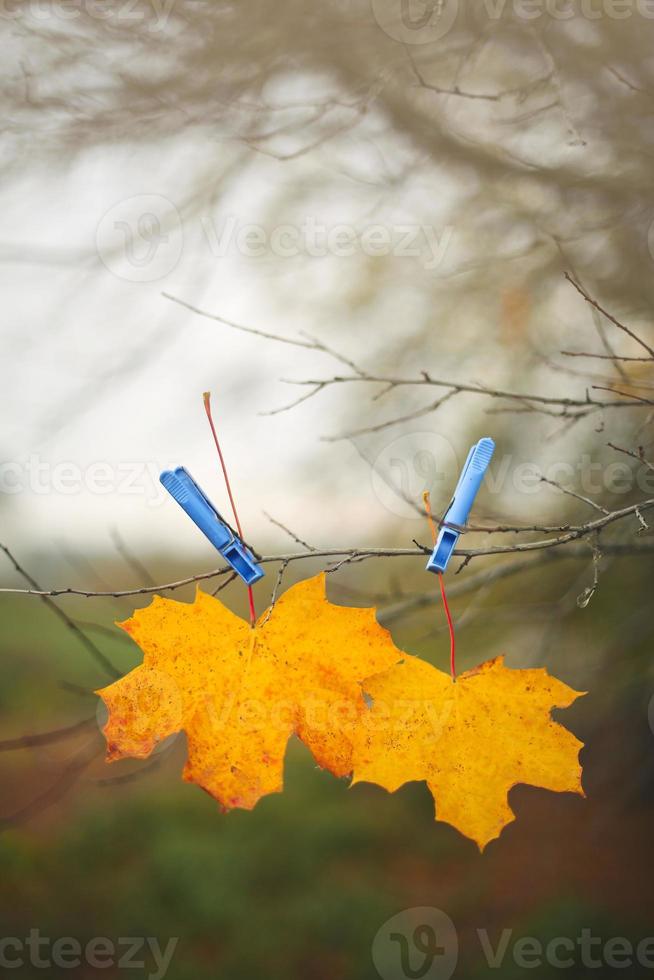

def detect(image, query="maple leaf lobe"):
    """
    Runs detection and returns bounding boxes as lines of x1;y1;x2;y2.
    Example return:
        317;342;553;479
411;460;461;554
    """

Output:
97;573;401;810
352;654;585;850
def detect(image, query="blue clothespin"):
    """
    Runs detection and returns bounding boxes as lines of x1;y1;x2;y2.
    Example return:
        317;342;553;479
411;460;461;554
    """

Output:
160;466;264;586
426;438;495;574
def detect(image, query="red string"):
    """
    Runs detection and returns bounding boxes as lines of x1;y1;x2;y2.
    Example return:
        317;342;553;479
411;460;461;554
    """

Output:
422;491;456;681
203;392;256;627
437;571;456;682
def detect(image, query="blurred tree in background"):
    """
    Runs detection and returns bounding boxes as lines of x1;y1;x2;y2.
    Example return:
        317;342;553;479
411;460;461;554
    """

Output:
1;2;654;978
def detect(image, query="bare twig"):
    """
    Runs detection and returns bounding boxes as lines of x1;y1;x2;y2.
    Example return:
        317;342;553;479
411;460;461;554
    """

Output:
576;536;602;608
110;527;157;587
607;64;654;95
162;292;318;352
271;372;643;438
592;385;654;406
74;621;131;642
0;740;100;830
94;758;162;787
405;46;501;102
323;391;457;439
539;476;610;515
263;511;316;551
561;350;653;363
259;559;290;626
635;507;649;533
552;242;628;382
3;496;654;599
0;543;120;679
59;681;96;699
379;540;654;624
212;571;237;596
260;383;327;416
565;272;654;359
608;442;654;473
0;718;95;752
165;281;651;437
162;293;364;374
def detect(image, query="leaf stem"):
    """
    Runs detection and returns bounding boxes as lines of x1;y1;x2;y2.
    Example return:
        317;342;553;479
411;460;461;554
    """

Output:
203;392;256;626
423;491;456;681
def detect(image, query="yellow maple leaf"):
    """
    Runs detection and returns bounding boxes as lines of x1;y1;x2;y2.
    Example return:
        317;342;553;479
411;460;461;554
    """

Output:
352;655;585;850
97;573;402;810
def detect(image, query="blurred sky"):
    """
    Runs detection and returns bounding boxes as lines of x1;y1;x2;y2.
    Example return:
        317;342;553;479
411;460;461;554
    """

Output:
2;23;648;569
0;133;632;567
0;138;410;557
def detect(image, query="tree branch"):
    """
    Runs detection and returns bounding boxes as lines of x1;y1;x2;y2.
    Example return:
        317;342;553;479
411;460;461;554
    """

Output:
564;272;654;359
0;544;120;678
2;496;653;600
